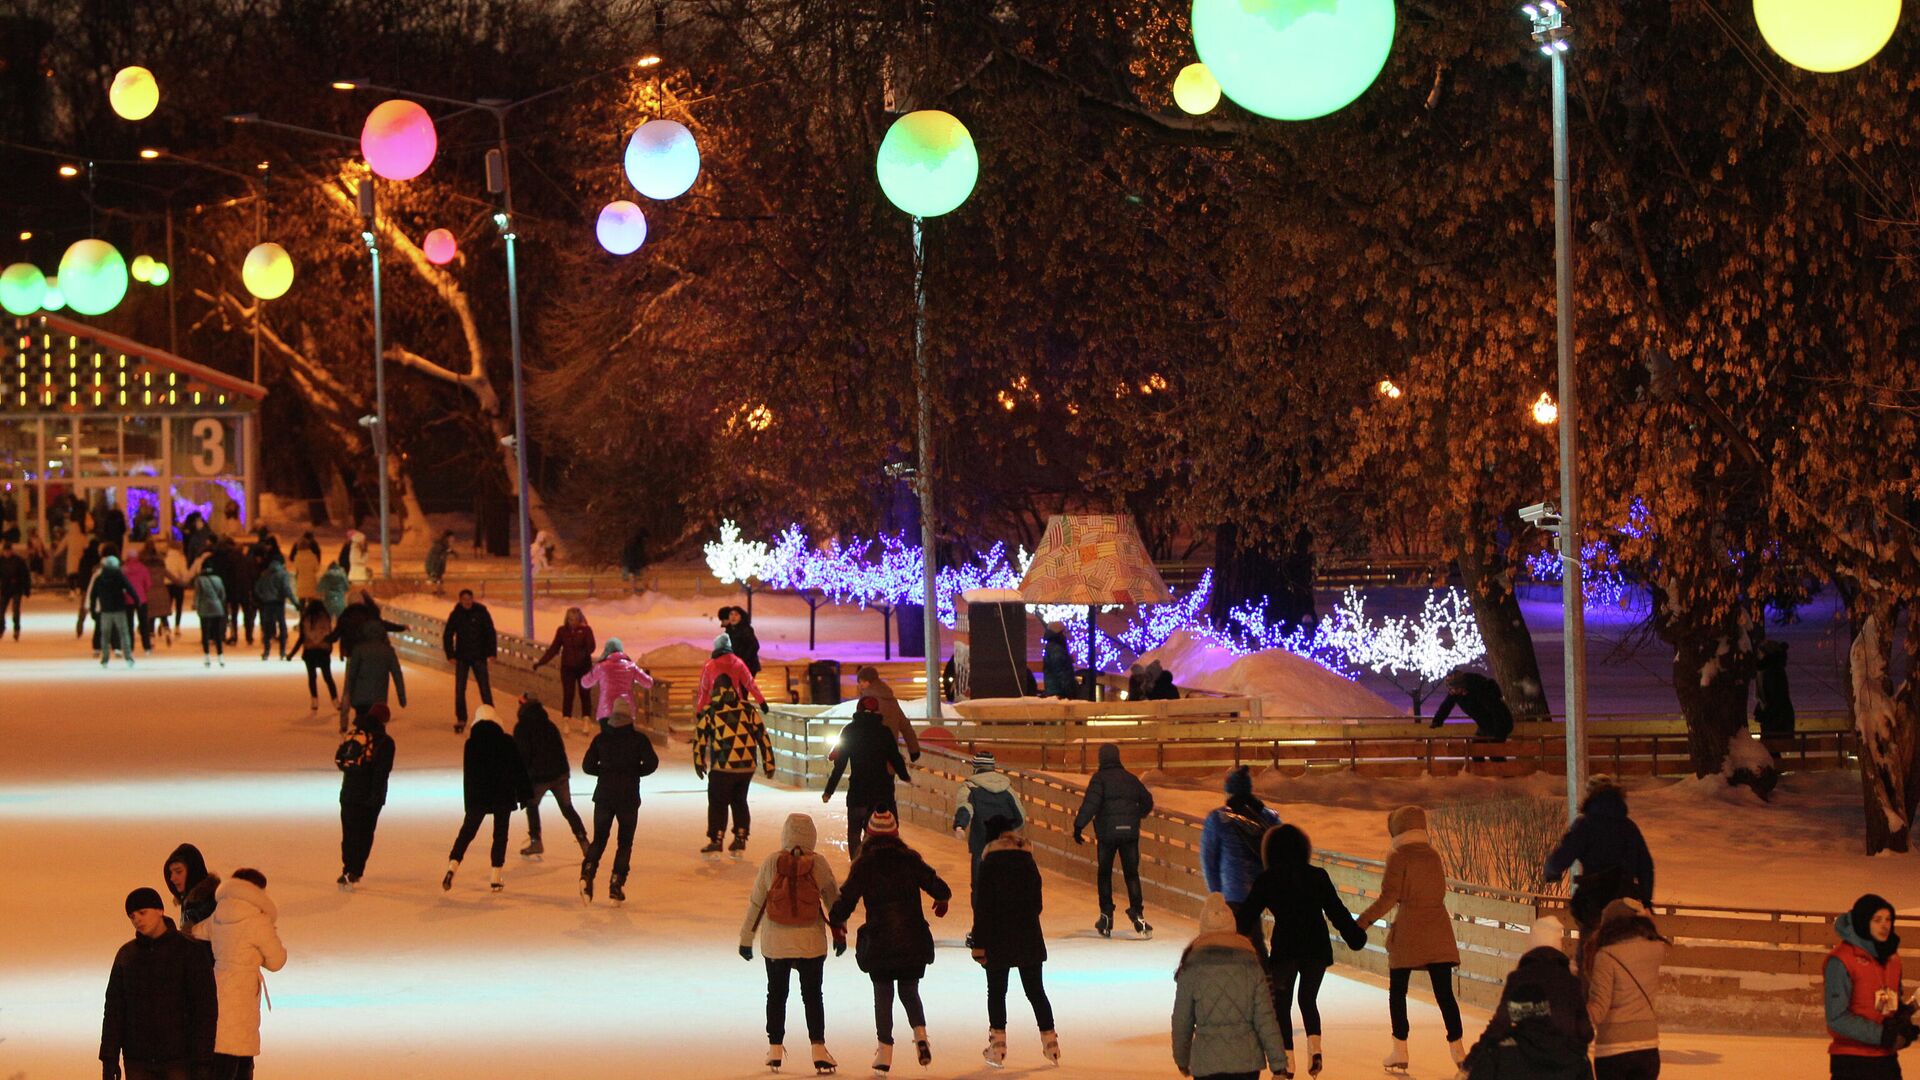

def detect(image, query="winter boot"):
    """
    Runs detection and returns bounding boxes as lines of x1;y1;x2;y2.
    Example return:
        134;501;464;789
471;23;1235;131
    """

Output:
729;827;750;858
1306;1034;1323;1076
1130;914;1153;939
982;1029;1007;1068
441;860;459;892
912;1027;931;1066
871;1042;892;1075
489;866;504;893
1094;913;1112;938
608;874;626;904
204;657;211;668
1382;1039;1409;1072
767;1043;784;1071
454;717;466;734
810;1043;836;1074
701;834;725;856
579;862;596;905
520;837;544;858
1040;1030;1060;1066
1449;1039;1467;1067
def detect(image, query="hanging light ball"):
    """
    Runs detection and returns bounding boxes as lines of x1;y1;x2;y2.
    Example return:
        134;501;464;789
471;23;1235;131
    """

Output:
0;263;48;316
41;277;65;311
623;119;701;200
875;110;979;218
423;228;458;265
1753;0;1901;73
595;200;649;255
1191;0;1397;121
145;263;170;287
130;254;157;283
57;239;129;316
360;99;438;181
109;66;160;121
1172;62;1223;115
242;242;294;300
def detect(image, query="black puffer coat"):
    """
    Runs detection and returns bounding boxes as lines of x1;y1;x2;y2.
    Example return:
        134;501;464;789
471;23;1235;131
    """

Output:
823;710;909;808
443;602;498;663
828;834;951;977
1072;743;1154;841
1462;946;1593;1080
1543;786;1655;915
99;918;217;1066
1431;671;1516;741
461;719;532;814
1238;826;1368;968
336;712;396;807
970;833;1047;967
513;700;571;783
583;724;661;809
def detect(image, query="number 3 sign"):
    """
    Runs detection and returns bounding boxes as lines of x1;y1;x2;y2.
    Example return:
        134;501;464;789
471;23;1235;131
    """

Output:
189;418;227;476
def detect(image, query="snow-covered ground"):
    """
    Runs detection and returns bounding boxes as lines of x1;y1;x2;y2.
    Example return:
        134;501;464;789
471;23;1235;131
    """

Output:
0;596;1831;1077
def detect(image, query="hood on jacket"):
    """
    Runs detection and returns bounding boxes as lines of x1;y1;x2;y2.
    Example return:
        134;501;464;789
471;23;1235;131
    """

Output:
968;769;1013;795
1581;785;1629;819
1223;764;1253;798
1198;891;1237;935
467;718;507;744
1837;910;1902;961
779;813;818;853
1260;823;1311;870
516;699;551;729
212;876;277;923
474;704;500;726
984;830;1030;855
164;843;211;902
1388;805;1428;836
1515;943;1575;979
1097;743;1123;769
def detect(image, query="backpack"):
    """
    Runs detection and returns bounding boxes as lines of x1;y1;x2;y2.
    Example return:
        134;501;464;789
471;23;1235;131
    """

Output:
335;732;372;770
765;847;822;927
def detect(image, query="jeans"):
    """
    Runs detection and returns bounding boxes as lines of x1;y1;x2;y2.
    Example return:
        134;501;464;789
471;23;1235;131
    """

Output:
167;583;185;624
870;975;926;1044
98;610;133;660
304;648;337;699
449;809;511;867
527;777;586;842
1388;963;1463;1041
201;616;226;656
341;802;383;876
846;804;874;861
258;604;287;657
1595;1049;1661;1079
1268;961;1328;1048
453;659;493;724
137;609;155;650
209;1052;256;1079
585;801;638;880
1;591;20;635
986;963;1054;1031
1096;836;1144;918
707;770;753;838
766;956;826;1044
559;664;591;718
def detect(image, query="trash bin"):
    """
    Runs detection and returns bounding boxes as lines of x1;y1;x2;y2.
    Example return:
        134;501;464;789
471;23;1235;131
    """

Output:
807;660;842;706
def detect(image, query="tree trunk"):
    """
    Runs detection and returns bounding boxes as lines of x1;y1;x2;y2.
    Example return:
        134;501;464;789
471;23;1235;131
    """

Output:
390;456;433;553
1456;541;1552;721
321;463;354;530
1669;628;1757;777
1851;599;1916;855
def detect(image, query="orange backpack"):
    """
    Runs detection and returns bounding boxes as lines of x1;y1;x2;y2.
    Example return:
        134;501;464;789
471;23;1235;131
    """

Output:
765;847;822;927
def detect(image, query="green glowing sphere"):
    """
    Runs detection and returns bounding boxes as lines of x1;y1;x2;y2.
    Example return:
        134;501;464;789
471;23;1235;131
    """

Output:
146;263;170;287
1173;62;1222;115
110;66;160;121
242;242;294;300
1191;0;1396;121
130;254;157;283
42;278;65;311
1753;0;1900;73
875;111;979;218
1;262;47;316
57;240;129;316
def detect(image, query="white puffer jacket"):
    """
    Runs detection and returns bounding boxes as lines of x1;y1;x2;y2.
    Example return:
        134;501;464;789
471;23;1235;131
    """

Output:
208;877;288;1056
740;814;841;960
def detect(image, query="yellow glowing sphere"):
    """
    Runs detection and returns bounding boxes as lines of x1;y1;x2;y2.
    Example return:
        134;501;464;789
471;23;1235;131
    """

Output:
130;254;157;283
1173;63;1222;115
109;66;160;121
1754;0;1901;72
242;242;294;300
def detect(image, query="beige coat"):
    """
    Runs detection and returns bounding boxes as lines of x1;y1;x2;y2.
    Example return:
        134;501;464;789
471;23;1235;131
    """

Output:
1356;830;1461;969
740;814;842;960
1589;935;1665;1056
208;878;287;1057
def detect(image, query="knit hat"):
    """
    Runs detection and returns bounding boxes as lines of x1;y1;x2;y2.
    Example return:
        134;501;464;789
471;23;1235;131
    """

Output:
1529;915;1566;952
363;702;390;728
474;703;498;725
1223;764;1253;798
1387;805;1427;836
102;555;120;569
125;887;165;915
866;810;899;836
601;637;624;660
1198;892;1236;934
972;750;997;772
857;696;880;713
713;632;733;654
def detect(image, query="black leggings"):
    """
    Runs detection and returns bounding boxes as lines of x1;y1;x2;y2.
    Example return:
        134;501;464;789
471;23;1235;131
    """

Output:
449;809;512;867
559;664;591;718
707;771;753;838
987;963;1054;1031
304;647;337;698
870;974;926;1044
766;956;826;1044
1388;963;1463;1041
1268;961;1327;1048
168;583;185;623
201;615;226;655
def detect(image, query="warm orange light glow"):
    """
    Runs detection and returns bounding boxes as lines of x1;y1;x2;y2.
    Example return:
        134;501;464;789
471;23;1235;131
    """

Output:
58;165;79;178
331;81;358;91
138;148;160;159
1532;391;1559;426
636;55;663;68
16;231;29;242
1377;379;1403;400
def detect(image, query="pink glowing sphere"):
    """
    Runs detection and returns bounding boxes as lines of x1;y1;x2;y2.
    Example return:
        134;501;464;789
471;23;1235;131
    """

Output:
595;201;648;255
360;99;437;181
423;228;457;265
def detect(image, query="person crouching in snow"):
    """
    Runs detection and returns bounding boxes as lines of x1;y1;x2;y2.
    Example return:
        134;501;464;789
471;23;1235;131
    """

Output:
827;811;951;1076
1172;892;1288;1080
969;816;1060;1068
579;638;653;737
579;703;661;905
209;868;287;1078
740;812;842;1075
1586;898;1668;1080
1356;805;1465;1073
1457;916;1591;1080
694;672;775;857
952;750;1023;904
442;707;532;894
1827;893;1917;1080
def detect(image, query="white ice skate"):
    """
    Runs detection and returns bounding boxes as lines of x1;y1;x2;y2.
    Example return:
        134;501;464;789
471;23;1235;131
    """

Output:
767;1043;784;1071
871;1042;891;1075
441;859;459;892
1449;1039;1467;1067
810;1044;836;1074
1307;1034;1323;1076
983;1029;1007;1069
1383;1038;1409;1072
1040;1029;1060;1066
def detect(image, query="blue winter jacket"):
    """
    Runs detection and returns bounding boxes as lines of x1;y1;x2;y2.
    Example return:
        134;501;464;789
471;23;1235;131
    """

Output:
1201;796;1280;904
954;770;1024;856
1825;912;1898;1048
1543;788;1655;901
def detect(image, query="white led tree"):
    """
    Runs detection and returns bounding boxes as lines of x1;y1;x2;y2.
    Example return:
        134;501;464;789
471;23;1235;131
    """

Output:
1318;586;1487;715
703;519;775;614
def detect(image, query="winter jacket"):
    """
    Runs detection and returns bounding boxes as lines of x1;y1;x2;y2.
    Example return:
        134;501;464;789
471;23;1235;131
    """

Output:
90;564;140;613
1356;829;1461;969
1041;629;1075;697
1462;946;1594;1080
1171;933;1287;1077
581;652;654;721
122;558;152;608
100;918;217;1067
163;547;191;586
537;623;597;673
1828;912;1903;1057
823;711;910;808
461;719;533;814
140;554;171;618
970;832;1047;967
1587;931;1665;1057
697;651;767;710
59;526;89;577
693;685;774;776
336;717;396;807
329;601;403;653
740;813;842;960
827;834;951;977
954;769;1025;856
341;638;407;710
251;561;292;609
858;675;922;759
318;566;350;618
1431;671;1516;741
225;545;256;602
208;877;288;1057
290;548;321;600
1544;788;1656;916
1073;743;1153;842
443;602;498;663
513;701;572;784
1238;835;1368;969
344;535;370;583
299;608;334;651
727;615;763;675
424;538;452;581
583;724;661;809
192;572;226;620
0;551;30;597
163;843;219;941
1201;795;1281;904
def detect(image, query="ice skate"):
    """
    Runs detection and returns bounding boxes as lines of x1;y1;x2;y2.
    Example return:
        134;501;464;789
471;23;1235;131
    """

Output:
217;657;224;667
520;837;544;858
767;1043;784;1071
489;866;504;893
982;1028;1007;1068
204;657;211;667
1307;1035;1323;1076
1449;1039;1467;1067
1382;1038;1409;1072
1093;913;1111;938
912;1027;931;1067
701;834;725;857
810;1042;836;1074
608;874;626;904
870;1042;891;1075
1040;1030;1059;1066
336;872;351;892
729;828;749;859
454;718;466;734
310;696;319;712
1131;914;1153;939
441;859;459;892
579;862;596;904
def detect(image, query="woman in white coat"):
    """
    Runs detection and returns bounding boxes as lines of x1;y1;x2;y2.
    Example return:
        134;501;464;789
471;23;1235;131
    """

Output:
209;868;288;1078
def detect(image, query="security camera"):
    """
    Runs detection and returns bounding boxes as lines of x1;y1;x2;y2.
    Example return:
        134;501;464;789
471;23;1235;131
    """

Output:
357;415;380;429
1518;501;1562;531
882;461;916;479
500;434;517;449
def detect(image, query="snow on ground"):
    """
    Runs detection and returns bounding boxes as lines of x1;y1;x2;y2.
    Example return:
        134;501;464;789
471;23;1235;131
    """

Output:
0;595;1826;1077
1139;630;1400;719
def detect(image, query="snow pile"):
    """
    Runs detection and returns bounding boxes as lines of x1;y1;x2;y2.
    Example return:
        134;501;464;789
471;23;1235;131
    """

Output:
813;697;962;720
637;642;714;668
1140;631;1399;720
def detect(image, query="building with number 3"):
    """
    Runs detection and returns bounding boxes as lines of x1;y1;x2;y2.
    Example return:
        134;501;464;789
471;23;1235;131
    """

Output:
2;313;264;545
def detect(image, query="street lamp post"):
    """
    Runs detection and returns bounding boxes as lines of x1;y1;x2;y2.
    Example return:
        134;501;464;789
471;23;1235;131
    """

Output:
911;216;939;723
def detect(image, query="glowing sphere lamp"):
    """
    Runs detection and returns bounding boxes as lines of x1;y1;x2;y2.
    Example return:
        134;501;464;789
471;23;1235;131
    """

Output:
57;239;129;316
623;119;700;200
242;242;295;300
1;263;47;316
1753;0;1900;73
596;201;648;255
875;110;979;218
423;228;458;265
1191;0;1396;121
130;254;157;283
42;278;65;311
1173;62;1223;115
360;100;437;181
109;66;160;121
146;263;170;287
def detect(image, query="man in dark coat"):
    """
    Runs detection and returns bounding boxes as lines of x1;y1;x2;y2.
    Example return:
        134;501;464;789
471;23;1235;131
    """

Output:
723;605;763;676
1430;668;1516;743
1754;639;1796;735
90;555;141;666
443;714;532;893
1460;921;1593;1080
580;709;661;904
822;700;911;860
101;887;217;1080
336;703;396;887
515;696;588;857
969;819;1057;1060
1072;743;1156;938
1544;775;1655;934
0;537;30;640
443;589;498;734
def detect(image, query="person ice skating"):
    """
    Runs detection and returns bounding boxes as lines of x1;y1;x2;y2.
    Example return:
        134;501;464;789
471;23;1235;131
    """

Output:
193;562;228;666
532;607;597;720
1073;743;1155;939
91;554;141;667
826;811;952;1075
336;703;395;888
723;605;763;676
580;638;654;736
1040;621;1074;699
1827;894;1916;1080
1201;766;1280;924
328;590;405;657
0;537;30;640
1172;892;1289;1080
208;868;287;1079
693;673;775;857
953;751;1024;901
163;538;192;629
162;843;220;941
121;546;153;651
578;703;661;905
1430;668;1515;750
821;699;911;861
969;817;1060;1068
318;561;349;620
296;601;338;712
58;520;89;593
514;696;589;857
443;589;498;733
252;553;294;661
101;887;217;1080
425;529;456;587
139;543;173;648
1237;824;1369;1078
444;708;533;894
1544;775;1655;940
1458;917;1592;1080
342;529;371;584
339;625;406;735
740;812;843;1075
854;665;921;761
290;533;322;604
224;538;257;646
699;631;768;713
1587;898;1669;1080
1356;805;1465;1072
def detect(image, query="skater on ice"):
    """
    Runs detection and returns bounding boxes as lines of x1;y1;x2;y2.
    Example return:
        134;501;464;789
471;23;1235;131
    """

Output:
1356;805;1465;1073
578;702;661;905
693;672;776;858
162;843;219;941
1236;824;1369;1078
532;606;597;721
826;810;950;1076
336;703;396;889
821;698;910;861
443;588;498;734
1200;765;1278;929
968;816;1060;1068
1071;742;1154;939
580;637;653;736
739;812;843;1075
1586;898;1669;1080
1826;893;1916;1080
952;750;1024;904
443;708;532;894
100;887;217;1080
1172;892;1288;1080
208;868;287;1079
1456;916;1591;1080
514;695;590;857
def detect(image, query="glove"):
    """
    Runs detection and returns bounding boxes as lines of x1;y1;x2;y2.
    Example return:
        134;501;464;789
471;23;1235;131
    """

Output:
831;924;848;957
821;792;831;804
740;945;754;961
695;767;707;781
971;948;987;966
1900;1021;1920;1051
932;899;949;918
1073;830;1086;846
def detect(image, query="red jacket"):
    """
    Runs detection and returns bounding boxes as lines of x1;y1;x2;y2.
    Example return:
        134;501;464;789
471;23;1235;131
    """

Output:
537;623;596;672
698;653;766;711
1829;935;1903;1057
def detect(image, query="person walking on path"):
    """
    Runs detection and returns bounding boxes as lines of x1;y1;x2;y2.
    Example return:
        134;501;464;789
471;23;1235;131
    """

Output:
339;628;406;735
336;704;396;889
1544;774;1656;941
822;699;911;861
296;601;338;712
1458;917;1592;1080
723;605;763;675
578;706;661;905
1237;824;1370;1078
969;818;1061;1068
1355;805;1465;1073
193;563;227;666
1826;894;1916;1080
1586;898;1669;1080
855;665;921;761
694;673;776;857
739;812;843;1075
699;632;768;712
580;638;654;736
1201;766;1280;923
1073;742;1154;939
208;868;287;1079
424;529;456;588
0;537;29;640
513;696;589;857
1172;892;1289;1080
162;844;220;942
443;589;499;734
91;554;141;667
532;607;597;721
252;553;295;661
953;751;1024;902
101;887;217;1080
443;708;532;894
827;811;951;1076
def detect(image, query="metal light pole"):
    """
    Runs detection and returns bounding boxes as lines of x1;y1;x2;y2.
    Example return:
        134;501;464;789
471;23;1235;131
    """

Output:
359;181;392;580
911;216;940;722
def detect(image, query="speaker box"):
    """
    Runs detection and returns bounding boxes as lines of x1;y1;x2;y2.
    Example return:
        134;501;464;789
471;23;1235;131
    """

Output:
965;600;1029;700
